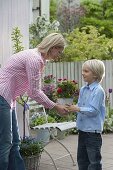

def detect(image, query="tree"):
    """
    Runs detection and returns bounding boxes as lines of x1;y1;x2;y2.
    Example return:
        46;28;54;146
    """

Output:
57;0;84;33
61;25;113;61
80;0;113;38
50;0;57;22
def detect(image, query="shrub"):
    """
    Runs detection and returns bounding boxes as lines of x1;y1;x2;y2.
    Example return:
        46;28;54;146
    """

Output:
20;137;43;157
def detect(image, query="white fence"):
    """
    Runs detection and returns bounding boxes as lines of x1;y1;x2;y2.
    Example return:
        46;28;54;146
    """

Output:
45;60;113;108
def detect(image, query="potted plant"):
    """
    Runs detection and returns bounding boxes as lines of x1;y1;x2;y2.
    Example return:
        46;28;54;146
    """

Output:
30;113;56;144
20;137;44;170
42;74;56;101
30;114;56;127
55;78;79;104
43;74;55;84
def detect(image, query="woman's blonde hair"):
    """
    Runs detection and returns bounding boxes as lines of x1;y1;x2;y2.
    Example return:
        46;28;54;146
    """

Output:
37;33;66;54
82;59;105;82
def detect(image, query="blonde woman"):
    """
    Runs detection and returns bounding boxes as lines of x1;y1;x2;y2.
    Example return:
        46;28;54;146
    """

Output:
68;59;105;170
0;33;68;170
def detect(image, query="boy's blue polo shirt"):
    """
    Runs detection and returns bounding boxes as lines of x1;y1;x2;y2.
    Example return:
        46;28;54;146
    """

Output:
76;81;106;133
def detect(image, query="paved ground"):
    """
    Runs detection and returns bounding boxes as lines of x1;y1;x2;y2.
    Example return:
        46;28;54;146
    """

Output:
39;134;113;170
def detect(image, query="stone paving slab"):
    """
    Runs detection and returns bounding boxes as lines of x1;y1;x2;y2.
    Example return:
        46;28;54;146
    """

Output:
39;134;113;170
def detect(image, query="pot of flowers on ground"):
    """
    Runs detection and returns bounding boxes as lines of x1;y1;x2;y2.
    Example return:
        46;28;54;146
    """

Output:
20;137;44;170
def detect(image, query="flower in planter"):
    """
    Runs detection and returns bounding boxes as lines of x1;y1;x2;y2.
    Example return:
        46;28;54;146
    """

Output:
55;78;79;99
20;137;44;170
42;83;56;101
20;137;44;157
43;74;55;84
42;74;56;101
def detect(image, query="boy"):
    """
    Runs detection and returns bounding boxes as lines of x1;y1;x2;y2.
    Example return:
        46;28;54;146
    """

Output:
68;59;105;170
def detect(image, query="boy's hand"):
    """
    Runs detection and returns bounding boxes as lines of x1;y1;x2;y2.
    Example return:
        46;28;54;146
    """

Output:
66;104;80;112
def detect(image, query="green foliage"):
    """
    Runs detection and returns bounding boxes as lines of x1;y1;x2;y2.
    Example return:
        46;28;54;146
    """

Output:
62;25;113;61
81;0;103;18
80;17;113;38
48;108;76;123
30;115;56;127
31;116;46;126
20;137;43;157
80;0;113;19
16;95;28;106
43;75;55;84
103;115;113;133
80;0;113;38
29;15;60;48
103;107;113;133
103;90;113;133
11;27;24;53
50;0;57;22
48;108;78;134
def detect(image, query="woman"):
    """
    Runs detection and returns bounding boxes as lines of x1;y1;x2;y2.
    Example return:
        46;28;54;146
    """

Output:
0;33;68;170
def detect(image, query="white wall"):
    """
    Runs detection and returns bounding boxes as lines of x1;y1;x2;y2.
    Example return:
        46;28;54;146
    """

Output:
0;0;31;138
41;0;50;20
0;0;30;67
32;0;50;23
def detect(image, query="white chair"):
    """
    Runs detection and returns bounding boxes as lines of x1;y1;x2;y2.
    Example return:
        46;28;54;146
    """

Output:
28;100;76;170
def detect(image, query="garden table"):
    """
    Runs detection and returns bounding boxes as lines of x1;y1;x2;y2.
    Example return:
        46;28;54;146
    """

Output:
32;121;76;170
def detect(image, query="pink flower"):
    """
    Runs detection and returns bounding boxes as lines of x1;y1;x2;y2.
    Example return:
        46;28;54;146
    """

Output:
72;80;78;84
58;78;62;81
63;78;67;81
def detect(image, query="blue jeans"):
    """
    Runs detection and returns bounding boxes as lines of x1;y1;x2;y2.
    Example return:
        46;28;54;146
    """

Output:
0;96;25;170
77;130;102;170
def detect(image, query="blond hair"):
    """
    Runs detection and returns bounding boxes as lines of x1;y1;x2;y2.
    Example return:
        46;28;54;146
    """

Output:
82;59;105;82
37;33;66;54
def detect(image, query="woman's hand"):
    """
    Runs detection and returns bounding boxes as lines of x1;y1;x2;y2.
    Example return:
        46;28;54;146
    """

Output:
54;104;69;115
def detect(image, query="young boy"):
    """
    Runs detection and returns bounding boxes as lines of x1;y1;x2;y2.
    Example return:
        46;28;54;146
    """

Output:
68;59;105;170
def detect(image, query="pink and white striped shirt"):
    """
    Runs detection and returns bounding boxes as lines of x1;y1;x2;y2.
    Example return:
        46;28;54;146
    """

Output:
0;48;56;109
